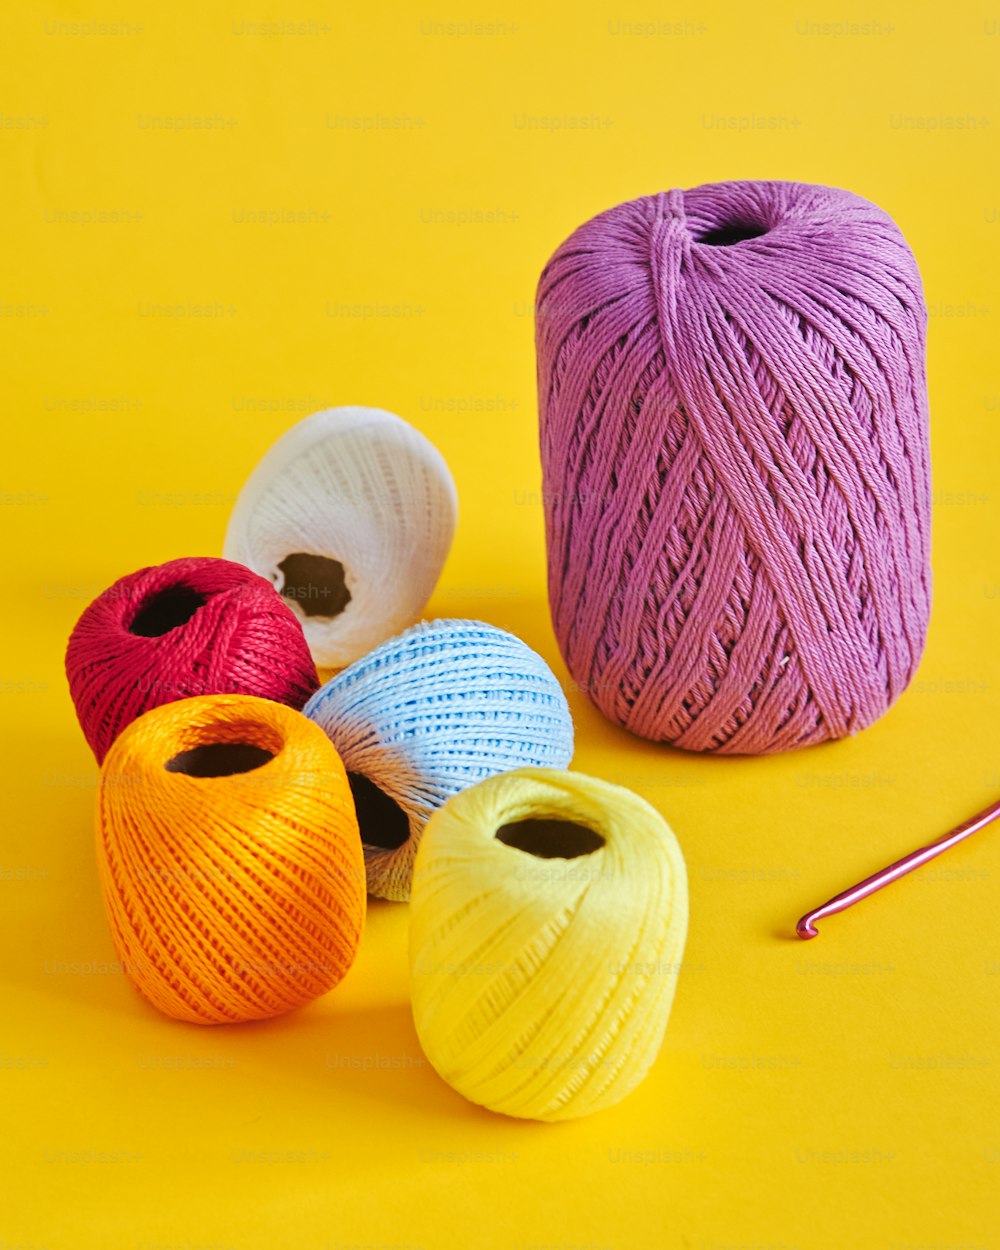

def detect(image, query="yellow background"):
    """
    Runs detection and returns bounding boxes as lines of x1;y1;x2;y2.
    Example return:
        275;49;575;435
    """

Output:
2;1;998;1246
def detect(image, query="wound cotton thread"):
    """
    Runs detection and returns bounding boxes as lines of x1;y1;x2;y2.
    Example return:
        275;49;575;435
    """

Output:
223;406;458;669
96;694;365;1025
409;767;689;1121
536;180;931;753
66;556;319;763
303;619;574;902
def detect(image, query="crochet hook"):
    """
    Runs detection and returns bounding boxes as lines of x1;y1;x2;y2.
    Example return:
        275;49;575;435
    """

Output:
796;796;1000;939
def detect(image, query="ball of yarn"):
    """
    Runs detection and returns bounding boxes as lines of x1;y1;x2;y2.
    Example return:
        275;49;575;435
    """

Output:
303;619;574;901
223;406;458;669
409;767;688;1121
66;556;319;763
536;180;931;753
96;694;365;1024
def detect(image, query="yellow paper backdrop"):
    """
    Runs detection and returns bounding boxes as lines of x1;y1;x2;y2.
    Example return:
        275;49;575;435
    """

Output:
2;2;998;1246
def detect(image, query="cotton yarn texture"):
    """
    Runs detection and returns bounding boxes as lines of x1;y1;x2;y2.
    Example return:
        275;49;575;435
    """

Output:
96;694;366;1025
66;556;319;763
409;768;689;1121
223;406;457;670
304;619;574;901
536;180;931;754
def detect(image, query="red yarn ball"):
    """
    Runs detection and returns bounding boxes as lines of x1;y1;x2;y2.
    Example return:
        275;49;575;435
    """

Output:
66;557;320;762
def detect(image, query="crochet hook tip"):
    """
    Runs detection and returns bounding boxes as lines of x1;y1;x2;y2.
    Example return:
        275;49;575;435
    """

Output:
792;797;1000;942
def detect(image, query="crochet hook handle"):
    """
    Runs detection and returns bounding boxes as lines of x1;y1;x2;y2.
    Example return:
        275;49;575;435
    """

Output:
796;796;1000;939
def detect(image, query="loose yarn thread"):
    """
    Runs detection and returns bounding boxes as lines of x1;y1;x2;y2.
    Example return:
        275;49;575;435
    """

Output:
304;619;574;901
224;406;458;669
66;556;319;763
96;694;366;1024
536;180;931;753
409;767;689;1121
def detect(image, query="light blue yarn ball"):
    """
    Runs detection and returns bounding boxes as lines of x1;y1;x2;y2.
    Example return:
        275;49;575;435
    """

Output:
302;618;574;901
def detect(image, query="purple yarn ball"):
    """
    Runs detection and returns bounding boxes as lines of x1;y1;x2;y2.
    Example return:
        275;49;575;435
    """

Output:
536;180;931;754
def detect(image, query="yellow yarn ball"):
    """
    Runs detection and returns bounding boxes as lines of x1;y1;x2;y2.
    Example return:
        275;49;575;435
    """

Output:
409;768;689;1121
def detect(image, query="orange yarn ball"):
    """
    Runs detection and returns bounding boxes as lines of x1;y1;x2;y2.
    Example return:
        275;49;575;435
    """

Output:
96;694;366;1024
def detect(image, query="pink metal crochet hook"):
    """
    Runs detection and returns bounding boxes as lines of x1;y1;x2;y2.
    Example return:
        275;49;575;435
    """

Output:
796;797;1000;939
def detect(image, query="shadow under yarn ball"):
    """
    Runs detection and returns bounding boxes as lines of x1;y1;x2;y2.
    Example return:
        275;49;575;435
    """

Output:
65;556;320;762
303;618;575;901
536;180;932;755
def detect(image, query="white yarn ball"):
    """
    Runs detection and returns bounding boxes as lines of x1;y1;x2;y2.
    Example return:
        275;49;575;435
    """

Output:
223;407;457;669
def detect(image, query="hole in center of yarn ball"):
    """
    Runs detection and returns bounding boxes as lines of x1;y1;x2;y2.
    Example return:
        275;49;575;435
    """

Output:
277;553;352;620
495;818;605;860
165;742;275;777
348;772;410;850
128;585;207;637
695;220;769;246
